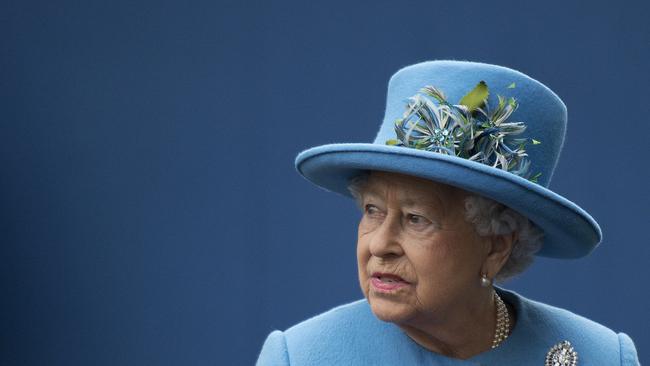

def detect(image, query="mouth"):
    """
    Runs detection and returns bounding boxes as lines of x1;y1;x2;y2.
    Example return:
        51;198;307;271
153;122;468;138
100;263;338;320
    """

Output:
370;272;410;293
371;272;410;284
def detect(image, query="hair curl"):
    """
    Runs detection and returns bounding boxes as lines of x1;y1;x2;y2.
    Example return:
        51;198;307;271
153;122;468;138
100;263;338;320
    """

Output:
346;172;544;282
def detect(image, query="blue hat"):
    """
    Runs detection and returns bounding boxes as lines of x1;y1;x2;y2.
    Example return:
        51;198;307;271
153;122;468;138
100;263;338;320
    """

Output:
295;60;601;259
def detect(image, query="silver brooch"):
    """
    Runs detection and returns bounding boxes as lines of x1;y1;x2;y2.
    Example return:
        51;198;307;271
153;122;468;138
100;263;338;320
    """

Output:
545;340;578;366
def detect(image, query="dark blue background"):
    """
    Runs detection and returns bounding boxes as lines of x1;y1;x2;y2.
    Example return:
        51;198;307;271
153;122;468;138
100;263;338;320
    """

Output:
2;1;648;365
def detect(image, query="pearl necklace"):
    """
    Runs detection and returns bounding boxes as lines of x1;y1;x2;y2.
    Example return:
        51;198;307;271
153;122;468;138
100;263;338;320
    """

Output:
491;291;510;349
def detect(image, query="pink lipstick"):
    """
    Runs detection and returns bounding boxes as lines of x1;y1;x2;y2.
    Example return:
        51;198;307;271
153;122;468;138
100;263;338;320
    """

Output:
371;272;410;292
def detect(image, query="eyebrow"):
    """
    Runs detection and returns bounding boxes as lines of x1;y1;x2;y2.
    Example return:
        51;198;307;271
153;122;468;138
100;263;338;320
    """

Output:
402;195;448;217
360;185;449;217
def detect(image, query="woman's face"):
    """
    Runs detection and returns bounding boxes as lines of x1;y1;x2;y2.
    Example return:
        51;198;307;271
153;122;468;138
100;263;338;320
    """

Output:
356;171;490;327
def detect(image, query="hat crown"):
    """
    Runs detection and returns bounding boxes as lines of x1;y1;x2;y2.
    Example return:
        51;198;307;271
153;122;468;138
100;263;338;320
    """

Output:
373;60;567;187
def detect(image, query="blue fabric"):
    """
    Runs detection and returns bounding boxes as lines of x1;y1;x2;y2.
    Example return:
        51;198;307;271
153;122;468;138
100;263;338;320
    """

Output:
294;60;602;259
256;287;640;365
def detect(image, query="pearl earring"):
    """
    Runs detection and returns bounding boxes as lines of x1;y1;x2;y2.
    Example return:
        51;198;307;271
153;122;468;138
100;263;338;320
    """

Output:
480;273;492;287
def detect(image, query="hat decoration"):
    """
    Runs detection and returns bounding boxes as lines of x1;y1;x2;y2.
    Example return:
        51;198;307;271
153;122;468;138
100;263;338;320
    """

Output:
386;81;542;183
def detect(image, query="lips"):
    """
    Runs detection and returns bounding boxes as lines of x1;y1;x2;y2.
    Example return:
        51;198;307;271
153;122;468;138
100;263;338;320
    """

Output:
371;272;409;283
370;272;410;294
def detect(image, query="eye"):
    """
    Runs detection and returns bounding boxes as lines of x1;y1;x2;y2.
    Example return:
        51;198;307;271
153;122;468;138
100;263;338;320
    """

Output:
364;204;381;216
407;213;431;228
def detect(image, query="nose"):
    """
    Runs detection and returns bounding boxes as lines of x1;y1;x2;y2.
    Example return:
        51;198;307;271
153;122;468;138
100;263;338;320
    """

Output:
368;211;405;258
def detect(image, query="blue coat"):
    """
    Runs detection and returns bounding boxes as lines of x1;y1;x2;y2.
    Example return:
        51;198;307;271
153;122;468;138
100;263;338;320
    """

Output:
256;287;640;365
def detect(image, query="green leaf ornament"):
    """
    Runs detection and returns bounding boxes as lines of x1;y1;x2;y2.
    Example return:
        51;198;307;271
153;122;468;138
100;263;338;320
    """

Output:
459;81;489;112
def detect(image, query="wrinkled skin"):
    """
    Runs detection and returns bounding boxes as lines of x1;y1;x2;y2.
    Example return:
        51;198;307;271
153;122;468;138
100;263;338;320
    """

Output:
355;171;515;359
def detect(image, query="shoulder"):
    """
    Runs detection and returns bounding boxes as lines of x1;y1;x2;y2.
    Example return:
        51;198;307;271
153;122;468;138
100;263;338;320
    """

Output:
497;287;640;366
256;299;427;366
284;298;374;339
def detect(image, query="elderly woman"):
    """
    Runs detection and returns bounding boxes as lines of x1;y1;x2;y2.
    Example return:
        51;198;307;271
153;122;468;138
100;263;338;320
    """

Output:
256;60;640;365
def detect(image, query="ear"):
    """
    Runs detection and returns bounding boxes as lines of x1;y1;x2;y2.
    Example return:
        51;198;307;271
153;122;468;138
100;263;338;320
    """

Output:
481;231;517;280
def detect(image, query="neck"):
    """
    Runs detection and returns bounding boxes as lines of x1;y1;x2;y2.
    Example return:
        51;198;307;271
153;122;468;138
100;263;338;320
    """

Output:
397;287;508;360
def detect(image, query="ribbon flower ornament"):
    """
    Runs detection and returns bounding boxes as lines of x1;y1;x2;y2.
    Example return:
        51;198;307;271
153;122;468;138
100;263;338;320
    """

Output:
386;81;542;183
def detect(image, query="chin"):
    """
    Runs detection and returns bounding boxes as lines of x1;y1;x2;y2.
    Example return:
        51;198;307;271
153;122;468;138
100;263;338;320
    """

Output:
367;293;414;324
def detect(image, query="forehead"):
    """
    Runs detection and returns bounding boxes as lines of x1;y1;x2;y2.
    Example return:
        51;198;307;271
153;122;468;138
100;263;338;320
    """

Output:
360;171;463;209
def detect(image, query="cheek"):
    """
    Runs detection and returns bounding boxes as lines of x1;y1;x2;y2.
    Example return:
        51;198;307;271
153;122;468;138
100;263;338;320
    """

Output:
356;223;373;263
409;235;477;294
356;235;370;296
410;247;447;287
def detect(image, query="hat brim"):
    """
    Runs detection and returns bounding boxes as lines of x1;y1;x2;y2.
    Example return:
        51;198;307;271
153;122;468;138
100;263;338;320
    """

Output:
295;143;601;259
